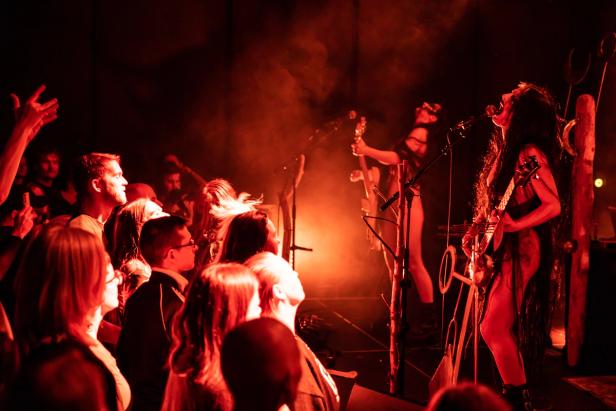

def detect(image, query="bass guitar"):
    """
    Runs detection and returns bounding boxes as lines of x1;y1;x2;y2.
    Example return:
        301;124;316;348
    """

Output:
351;117;381;250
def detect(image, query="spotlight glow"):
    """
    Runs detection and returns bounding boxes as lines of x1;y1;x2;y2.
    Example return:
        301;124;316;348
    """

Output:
594;178;604;188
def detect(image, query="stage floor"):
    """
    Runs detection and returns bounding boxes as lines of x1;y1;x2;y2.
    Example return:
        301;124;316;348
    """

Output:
298;297;615;410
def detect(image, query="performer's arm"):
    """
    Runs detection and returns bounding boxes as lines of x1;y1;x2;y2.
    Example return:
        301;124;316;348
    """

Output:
502;145;561;232
351;138;400;165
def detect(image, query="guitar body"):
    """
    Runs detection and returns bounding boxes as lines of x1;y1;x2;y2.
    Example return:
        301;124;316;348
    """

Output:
462;157;541;289
359;166;381;215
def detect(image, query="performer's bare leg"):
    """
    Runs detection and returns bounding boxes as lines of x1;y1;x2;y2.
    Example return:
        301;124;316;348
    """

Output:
382;195;433;303
480;266;526;386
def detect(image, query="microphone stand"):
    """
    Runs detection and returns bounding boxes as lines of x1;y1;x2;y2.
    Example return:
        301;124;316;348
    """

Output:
290;170;312;269
386;125;471;396
381;125;471;212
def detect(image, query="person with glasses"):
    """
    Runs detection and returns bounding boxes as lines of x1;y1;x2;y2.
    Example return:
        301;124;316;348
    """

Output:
351;102;442;333
117;216;197;411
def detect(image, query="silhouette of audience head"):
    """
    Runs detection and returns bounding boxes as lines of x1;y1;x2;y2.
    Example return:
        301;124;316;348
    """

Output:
426;383;512;411
221;317;302;411
5;342;111;411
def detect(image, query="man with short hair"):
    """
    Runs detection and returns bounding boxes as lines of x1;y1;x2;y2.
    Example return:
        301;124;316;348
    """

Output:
117;215;197;411
68;153;127;241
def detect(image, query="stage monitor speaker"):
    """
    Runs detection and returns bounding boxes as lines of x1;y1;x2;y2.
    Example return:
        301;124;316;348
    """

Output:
347;385;423;411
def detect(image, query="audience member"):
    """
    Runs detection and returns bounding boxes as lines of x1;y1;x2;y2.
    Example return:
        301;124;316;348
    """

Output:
245;252;339;411
215;210;279;263
425;383;512;411
0;85;58;206
4;339;113;411
125;183;161;205
11;225;124;410
69;153;128;241
85;260;131;409
192;179;259;269
117;216;197;411
109;199;168;305
221;317;302;411
162;263;261;411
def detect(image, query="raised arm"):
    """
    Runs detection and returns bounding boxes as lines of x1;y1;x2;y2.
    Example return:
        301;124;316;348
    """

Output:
0;85;58;205
351;137;401;165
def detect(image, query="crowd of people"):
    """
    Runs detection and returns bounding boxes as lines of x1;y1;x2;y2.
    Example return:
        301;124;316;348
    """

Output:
0;80;564;411
0;85;340;411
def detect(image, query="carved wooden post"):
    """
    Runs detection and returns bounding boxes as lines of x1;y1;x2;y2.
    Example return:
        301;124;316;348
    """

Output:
567;94;595;366
389;161;407;394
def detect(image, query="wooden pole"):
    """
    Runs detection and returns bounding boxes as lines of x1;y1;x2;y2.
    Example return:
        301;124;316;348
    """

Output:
567;94;595;366
389;161;407;395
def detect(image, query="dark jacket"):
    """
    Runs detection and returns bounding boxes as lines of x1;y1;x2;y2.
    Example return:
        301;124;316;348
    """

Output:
294;337;340;411
117;271;184;411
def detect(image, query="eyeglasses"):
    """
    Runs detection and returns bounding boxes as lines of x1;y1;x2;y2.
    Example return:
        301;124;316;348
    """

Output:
171;238;196;249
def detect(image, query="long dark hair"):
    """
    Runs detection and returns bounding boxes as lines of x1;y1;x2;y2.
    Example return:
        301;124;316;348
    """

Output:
474;82;563;377
474;83;562;221
163;263;258;411
215;210;277;263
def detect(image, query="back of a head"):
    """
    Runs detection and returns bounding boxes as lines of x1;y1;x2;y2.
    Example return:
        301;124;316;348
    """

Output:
111;199;149;266
221;317;301;411
426;383;512;411
125;182;158;204
72;152;120;199
14;225;107;352
216;210;273;263
168;263;259;377
6;342;110;411
139;215;187;267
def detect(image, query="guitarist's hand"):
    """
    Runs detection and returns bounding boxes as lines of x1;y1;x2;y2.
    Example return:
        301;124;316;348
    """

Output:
349;170;363;183
351;138;367;156
501;212;518;232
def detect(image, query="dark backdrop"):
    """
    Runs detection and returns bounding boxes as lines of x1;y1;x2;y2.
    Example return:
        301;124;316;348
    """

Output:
1;0;614;295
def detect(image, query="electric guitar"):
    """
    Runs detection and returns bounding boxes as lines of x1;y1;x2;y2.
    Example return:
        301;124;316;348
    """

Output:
464;156;541;287
351;117;382;250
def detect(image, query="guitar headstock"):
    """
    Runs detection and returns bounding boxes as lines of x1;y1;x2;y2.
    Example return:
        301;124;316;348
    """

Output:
354;117;367;143
514;156;541;187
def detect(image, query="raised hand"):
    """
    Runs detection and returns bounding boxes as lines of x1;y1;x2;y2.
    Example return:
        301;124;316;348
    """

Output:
11;205;37;239
11;85;59;142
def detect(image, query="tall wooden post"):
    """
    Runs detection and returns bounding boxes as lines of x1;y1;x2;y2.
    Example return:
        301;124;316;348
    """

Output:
567;94;595;366
389;161;407;394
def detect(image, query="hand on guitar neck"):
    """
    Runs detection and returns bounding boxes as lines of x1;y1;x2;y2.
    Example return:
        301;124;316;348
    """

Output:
350;117;381;250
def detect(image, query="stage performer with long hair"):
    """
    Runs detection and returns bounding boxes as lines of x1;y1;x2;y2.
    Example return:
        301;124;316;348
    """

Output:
465;83;562;410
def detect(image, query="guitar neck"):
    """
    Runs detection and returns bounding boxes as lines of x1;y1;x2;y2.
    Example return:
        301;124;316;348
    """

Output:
496;178;516;212
357;155;373;198
477;176;516;253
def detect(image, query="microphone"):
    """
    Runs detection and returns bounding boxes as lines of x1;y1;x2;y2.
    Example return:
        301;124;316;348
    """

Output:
451;104;497;130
